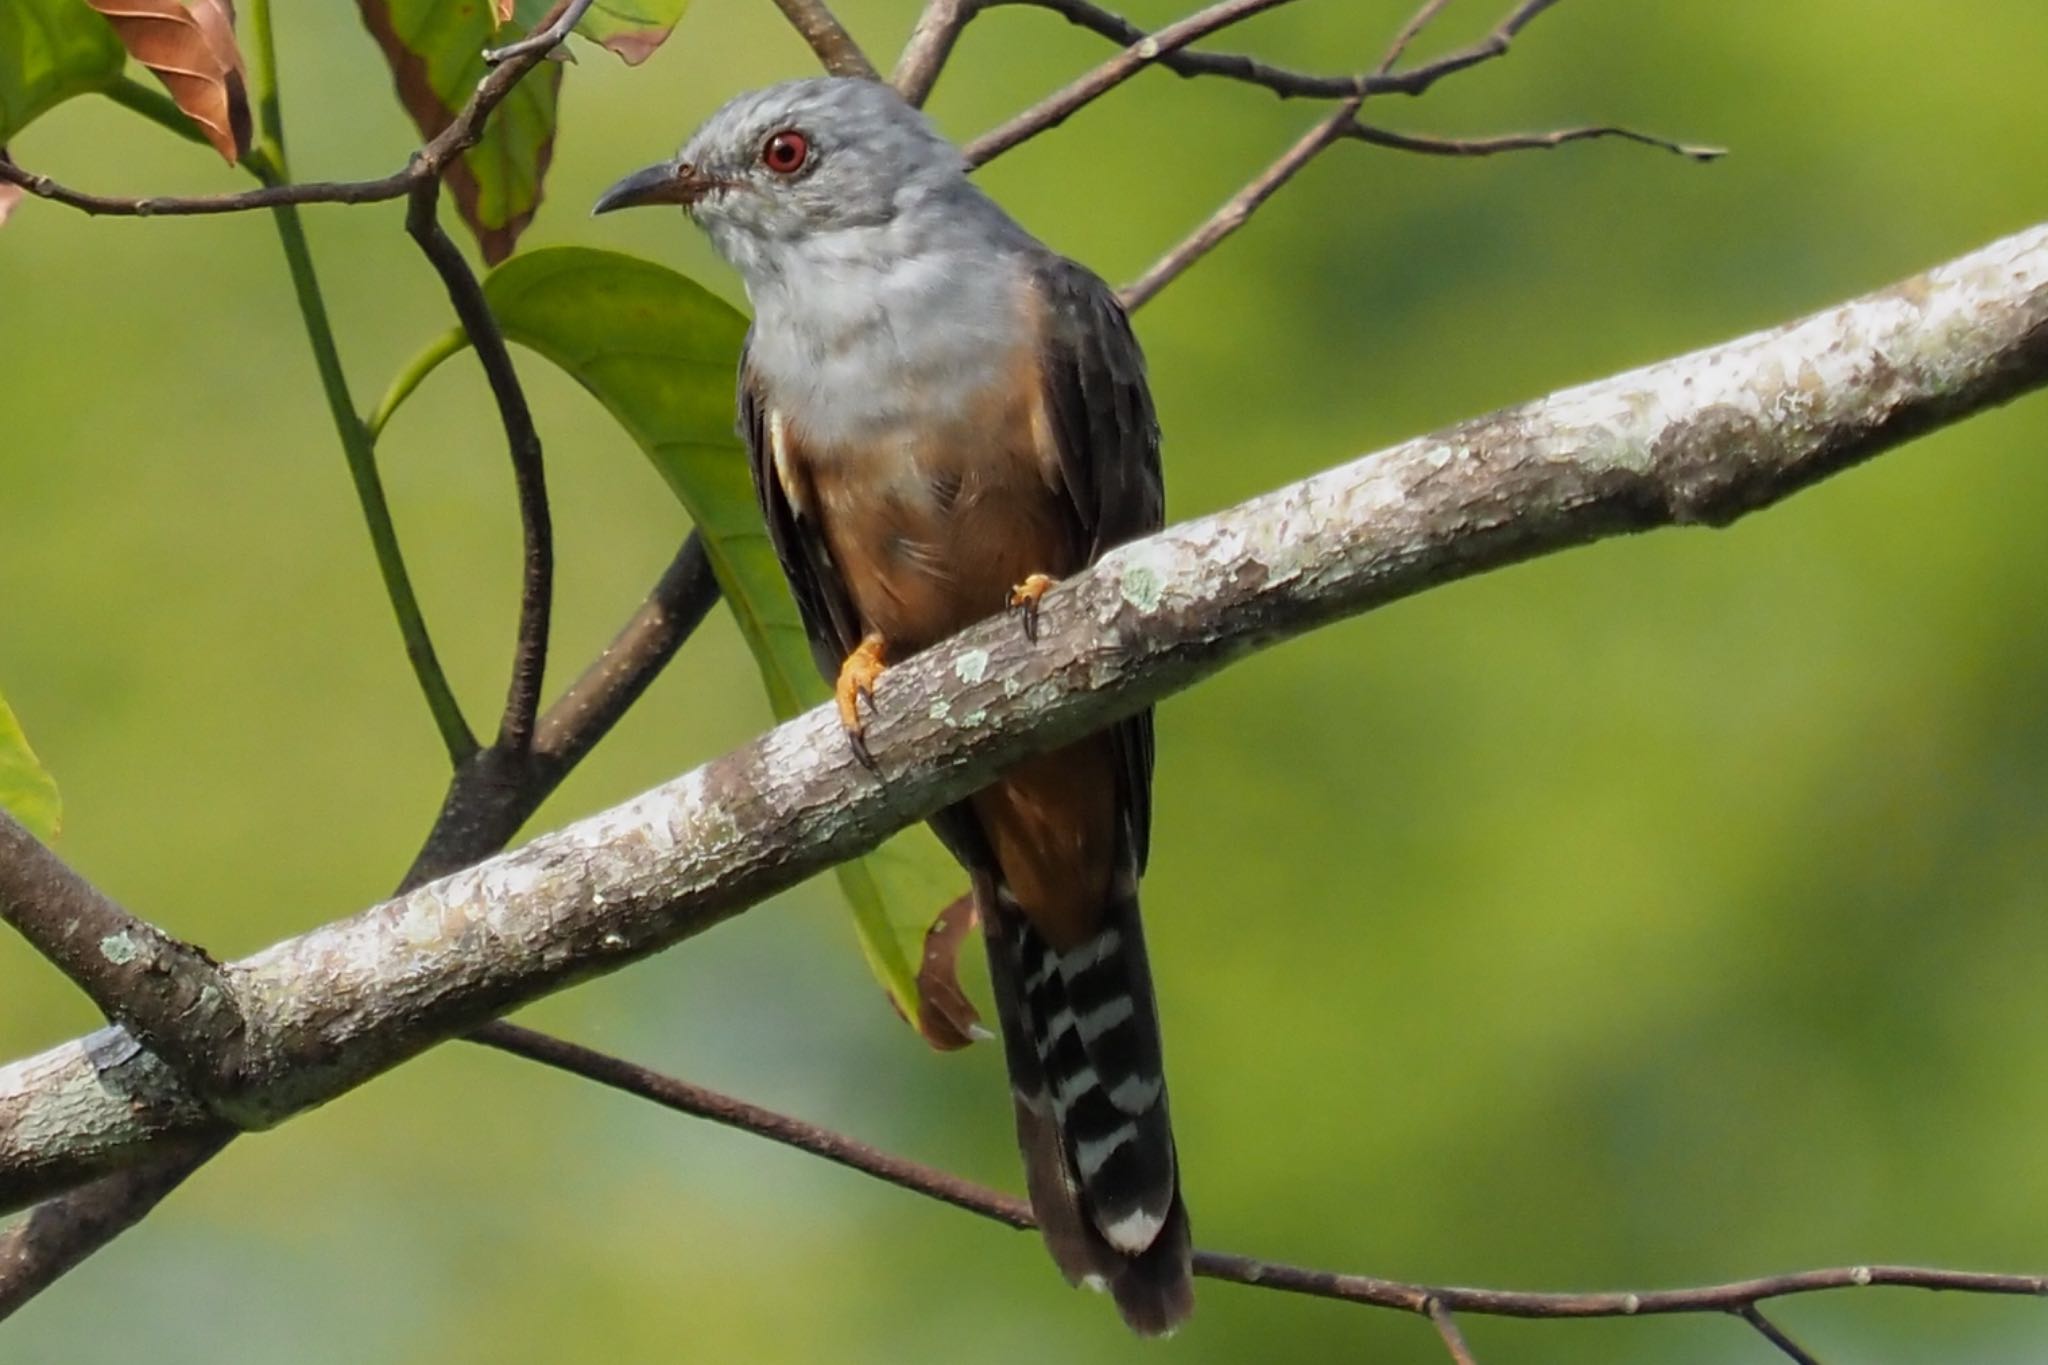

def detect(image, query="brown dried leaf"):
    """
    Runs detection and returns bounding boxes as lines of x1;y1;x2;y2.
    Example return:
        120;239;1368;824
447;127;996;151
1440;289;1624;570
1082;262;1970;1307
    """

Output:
82;0;251;164
355;0;561;264
493;0;517;23
913;893;984;1051
0;180;22;228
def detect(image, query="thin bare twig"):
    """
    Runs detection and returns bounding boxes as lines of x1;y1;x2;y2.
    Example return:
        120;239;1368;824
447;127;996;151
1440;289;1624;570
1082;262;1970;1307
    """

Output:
1428;1298;1481;1364
983;0;1566;103
1739;1303;1824;1365
403;181;553;755
1120;96;1358;311
1109;0;1716;310
1376;0;1455;76
892;0;985;105
964;0;1304;166
767;0;881;79
1347;120;1722;160
481;1014;2048;1339
0;0;599;219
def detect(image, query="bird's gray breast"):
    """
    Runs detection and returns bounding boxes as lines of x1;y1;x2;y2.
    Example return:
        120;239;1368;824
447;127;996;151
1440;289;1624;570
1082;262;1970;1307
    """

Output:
745;240;1037;456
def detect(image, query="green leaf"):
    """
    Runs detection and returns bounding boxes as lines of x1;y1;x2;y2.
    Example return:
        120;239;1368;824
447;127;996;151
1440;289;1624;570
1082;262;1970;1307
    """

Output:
572;0;692;65
0;0;125;143
384;246;975;1041
0;692;62;844
353;0;562;263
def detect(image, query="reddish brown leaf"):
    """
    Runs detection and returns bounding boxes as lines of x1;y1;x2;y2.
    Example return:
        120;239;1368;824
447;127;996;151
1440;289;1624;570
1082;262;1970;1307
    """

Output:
354;0;560;264
912;893;984;1051
0;180;22;228
595;27;668;66
82;0;251;164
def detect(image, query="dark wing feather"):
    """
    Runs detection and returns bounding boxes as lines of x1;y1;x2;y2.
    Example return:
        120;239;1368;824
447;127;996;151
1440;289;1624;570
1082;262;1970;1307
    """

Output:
1032;257;1165;871
738;338;860;679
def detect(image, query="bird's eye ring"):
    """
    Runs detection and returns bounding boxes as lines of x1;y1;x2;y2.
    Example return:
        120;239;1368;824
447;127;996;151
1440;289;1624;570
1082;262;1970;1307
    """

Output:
762;130;810;175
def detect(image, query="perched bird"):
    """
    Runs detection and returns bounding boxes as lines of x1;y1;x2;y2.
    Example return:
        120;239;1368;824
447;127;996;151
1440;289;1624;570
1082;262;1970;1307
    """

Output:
596;77;1190;1334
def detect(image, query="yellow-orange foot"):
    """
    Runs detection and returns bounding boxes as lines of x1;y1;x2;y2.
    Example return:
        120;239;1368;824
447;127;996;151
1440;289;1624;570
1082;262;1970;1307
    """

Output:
1008;573;1056;642
835;633;889;768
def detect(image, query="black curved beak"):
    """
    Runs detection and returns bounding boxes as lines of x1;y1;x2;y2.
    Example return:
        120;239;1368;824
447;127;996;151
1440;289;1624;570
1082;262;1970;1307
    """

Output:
592;159;709;215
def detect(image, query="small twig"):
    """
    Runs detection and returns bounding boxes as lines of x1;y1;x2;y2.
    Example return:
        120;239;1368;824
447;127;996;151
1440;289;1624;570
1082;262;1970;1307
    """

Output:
1110;0;1714;310
472;1023;1029;1225
403;181;553;755
0;0;596;220
1376;0;1455;76
1738;1303;1824;1365
1428;1298;1481;1364
1347;120;1723;160
767;0;881;79
400;532;719;887
990;0;1363;98
477;1014;2048;1333
982;0;1569;103
964;0;1305;166
892;0;986;105
482;0;593;64
1119;96;1358;311
532;532;719;768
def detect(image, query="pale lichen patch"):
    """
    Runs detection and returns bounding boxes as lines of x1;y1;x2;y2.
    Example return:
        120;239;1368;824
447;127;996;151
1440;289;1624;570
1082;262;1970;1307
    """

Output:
1119;563;1162;612
953;648;990;685
99;931;140;966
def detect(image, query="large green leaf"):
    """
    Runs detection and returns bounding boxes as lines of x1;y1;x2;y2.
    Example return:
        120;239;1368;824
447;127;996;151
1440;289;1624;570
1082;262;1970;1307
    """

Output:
354;0;563;263
380;246;976;1044
0;0;124;143
0;692;62;843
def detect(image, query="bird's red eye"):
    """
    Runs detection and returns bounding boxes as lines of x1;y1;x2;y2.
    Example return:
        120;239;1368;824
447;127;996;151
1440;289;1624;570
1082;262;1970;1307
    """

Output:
762;130;809;175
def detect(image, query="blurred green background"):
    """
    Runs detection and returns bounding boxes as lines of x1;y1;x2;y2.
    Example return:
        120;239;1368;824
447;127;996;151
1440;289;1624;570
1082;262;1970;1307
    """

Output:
5;2;2048;1361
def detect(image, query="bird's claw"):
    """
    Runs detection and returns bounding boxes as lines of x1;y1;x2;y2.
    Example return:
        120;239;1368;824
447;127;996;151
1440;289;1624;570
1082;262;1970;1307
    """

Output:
1008;573;1056;643
835;634;888;771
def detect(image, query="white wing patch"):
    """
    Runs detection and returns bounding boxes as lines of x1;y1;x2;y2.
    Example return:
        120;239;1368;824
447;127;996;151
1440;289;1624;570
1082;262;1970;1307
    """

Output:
768;408;812;519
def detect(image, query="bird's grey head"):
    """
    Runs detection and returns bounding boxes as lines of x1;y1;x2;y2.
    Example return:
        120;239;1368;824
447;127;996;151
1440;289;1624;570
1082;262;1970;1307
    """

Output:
594;78;975;284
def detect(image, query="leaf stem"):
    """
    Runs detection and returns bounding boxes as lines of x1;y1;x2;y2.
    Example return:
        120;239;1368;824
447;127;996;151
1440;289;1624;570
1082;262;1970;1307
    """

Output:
241;0;478;763
366;329;469;443
101;77;209;149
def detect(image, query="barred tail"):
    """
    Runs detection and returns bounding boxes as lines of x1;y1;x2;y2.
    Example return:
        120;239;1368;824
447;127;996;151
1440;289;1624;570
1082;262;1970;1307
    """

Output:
981;873;1193;1336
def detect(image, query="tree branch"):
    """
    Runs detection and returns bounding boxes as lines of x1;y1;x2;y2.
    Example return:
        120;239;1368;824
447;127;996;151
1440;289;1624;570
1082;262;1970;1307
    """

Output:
1739;1303;1823;1365
0;0;598;219
404;181;554;755
980;0;1574;106
766;0;881;79
478;1014;2048;1352
0;534;719;1312
0;814;241;1102
1428;1298;1482;1365
1119;96;1359;311
1346;119;1721;160
4;219;2042;1210
1113;0;1717;310
964;0;1302;167
892;0;985;106
0;1133;230;1320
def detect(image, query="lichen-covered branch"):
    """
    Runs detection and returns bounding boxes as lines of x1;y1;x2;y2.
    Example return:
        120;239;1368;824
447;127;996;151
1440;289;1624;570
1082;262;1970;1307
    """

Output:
4;220;2045;1212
